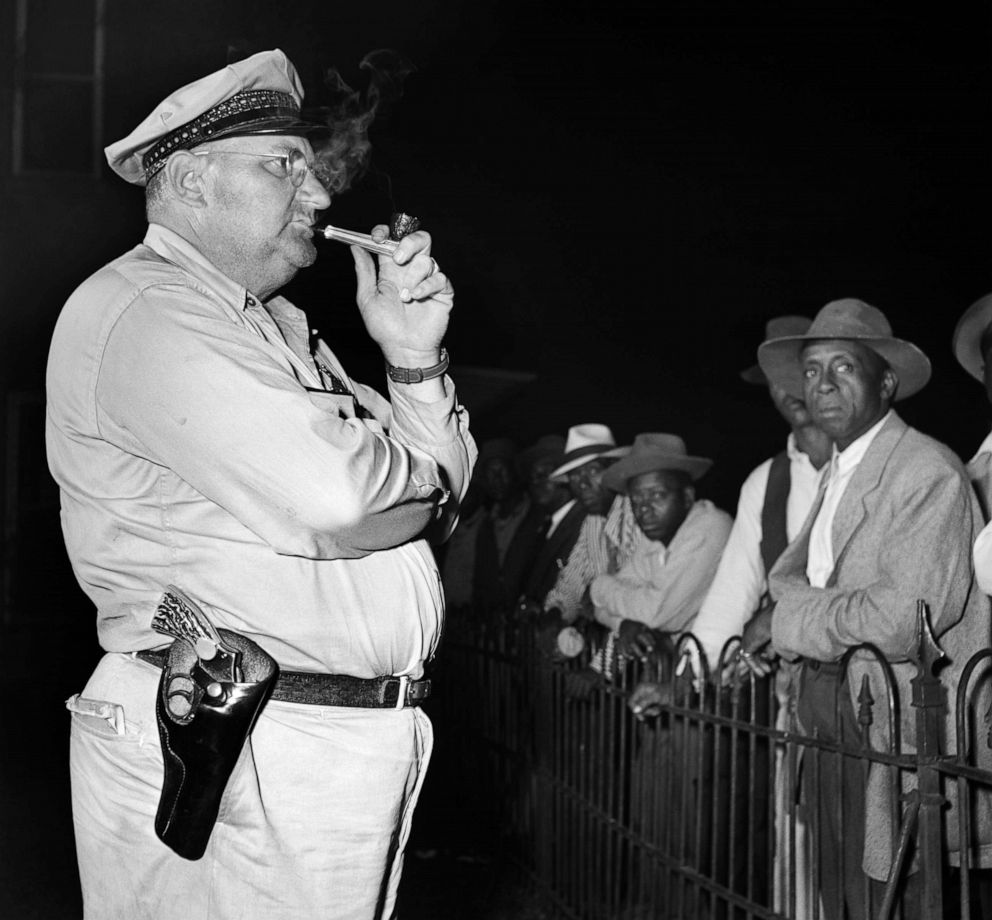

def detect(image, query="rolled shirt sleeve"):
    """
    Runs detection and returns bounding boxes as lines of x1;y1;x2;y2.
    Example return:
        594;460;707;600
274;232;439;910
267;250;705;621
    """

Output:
385;376;476;540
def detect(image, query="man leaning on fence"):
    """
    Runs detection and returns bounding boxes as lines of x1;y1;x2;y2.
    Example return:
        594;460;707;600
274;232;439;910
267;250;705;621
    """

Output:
741;298;992;920
541;424;634;624
590;433;732;656
687;314;832;915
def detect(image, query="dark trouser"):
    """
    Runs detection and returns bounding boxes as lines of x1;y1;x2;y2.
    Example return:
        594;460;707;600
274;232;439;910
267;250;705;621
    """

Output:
797;662;920;920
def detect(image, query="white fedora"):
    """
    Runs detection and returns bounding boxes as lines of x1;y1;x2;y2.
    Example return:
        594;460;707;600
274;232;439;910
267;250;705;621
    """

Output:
549;424;629;479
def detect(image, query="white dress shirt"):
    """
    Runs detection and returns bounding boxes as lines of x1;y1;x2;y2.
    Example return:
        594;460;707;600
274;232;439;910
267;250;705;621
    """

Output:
806;411;891;588
692;433;824;667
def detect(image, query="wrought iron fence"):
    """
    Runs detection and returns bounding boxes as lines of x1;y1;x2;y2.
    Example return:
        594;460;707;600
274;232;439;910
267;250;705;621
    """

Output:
431;603;992;920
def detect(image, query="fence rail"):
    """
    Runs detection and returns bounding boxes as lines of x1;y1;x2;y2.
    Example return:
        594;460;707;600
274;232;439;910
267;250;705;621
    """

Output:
431;604;992;920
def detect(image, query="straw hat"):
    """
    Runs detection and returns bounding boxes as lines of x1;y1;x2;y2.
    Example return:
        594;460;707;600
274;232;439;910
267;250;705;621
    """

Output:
549;424;629;479
602;433;712;493
756;298;931;400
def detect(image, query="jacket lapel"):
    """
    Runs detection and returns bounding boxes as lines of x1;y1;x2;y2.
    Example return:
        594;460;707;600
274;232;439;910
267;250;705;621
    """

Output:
535;502;585;569
827;412;907;580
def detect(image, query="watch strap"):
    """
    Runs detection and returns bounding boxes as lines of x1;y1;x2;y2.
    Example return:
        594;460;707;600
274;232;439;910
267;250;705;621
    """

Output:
385;348;449;385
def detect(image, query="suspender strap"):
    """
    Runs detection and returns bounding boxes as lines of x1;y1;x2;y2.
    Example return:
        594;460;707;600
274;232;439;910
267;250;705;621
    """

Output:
759;449;791;576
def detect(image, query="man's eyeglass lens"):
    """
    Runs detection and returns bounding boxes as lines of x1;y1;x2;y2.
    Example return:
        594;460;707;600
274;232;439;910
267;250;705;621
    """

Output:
191;149;330;188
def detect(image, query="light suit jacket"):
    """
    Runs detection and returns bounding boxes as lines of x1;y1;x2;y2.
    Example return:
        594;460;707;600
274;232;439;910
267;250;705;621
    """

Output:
768;412;992;878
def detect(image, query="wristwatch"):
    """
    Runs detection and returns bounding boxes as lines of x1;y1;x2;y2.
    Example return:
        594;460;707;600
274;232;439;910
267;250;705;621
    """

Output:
385;348;449;384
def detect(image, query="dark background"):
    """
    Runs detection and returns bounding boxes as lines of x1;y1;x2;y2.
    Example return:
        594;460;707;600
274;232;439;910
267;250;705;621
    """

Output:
1;2;992;915
4;1;992;514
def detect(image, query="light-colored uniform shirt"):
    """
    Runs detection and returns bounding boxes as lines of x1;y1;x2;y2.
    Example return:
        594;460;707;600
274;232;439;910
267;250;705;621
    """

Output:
692;434;824;667
589;499;733;632
806;412;890;588
46;223;476;678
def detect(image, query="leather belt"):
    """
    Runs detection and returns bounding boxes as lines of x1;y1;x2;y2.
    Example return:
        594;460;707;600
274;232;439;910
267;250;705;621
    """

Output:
135;648;431;708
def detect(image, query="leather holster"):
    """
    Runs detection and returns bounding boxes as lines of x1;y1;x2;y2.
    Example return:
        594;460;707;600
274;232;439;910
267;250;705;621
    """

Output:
153;628;278;860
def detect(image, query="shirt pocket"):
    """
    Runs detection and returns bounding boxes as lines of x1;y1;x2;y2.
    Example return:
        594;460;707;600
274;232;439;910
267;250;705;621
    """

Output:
307;389;358;420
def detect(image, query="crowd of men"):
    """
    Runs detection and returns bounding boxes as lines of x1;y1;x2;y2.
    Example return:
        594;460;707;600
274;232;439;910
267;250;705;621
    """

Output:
441;296;992;920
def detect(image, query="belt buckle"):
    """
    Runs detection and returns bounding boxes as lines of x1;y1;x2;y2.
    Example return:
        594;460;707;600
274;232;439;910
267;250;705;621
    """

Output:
393;675;409;710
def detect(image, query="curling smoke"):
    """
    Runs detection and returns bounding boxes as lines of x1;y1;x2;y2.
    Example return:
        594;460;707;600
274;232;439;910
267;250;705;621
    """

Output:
313;49;416;195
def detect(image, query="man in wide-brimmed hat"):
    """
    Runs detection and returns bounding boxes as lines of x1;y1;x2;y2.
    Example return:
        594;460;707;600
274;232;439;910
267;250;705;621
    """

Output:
47;49;475;920
741;297;991;919
543;424;637;624
952;291;992;521
591;432;731;916
952;297;992;916
694;314;831;671
683;314;831;914
588;433;731;656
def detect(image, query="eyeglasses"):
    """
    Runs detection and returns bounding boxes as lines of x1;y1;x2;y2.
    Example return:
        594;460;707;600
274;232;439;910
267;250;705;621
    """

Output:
192;148;331;189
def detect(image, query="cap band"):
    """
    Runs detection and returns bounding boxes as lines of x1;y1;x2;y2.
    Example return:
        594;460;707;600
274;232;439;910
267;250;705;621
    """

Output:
142;89;302;178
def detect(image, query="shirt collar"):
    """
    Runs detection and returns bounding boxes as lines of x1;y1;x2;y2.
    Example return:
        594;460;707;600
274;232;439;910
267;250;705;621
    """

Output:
144;223;252;310
831;409;891;476
549;499;576;531
786;431;824;475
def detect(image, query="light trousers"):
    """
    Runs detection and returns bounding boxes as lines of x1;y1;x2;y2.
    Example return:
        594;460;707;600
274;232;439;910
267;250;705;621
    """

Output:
68;653;433;920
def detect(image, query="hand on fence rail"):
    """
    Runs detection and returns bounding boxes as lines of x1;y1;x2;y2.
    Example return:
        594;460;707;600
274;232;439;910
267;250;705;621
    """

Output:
627;680;672;721
616;620;659;661
739;601;778;677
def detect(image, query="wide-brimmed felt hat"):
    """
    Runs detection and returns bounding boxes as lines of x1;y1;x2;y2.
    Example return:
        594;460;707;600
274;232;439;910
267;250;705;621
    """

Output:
516;434;566;478
740;315;812;384
952;292;992;383
105;49;327;186
756;298;931;400
549;424;629;479
602;433;712;493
